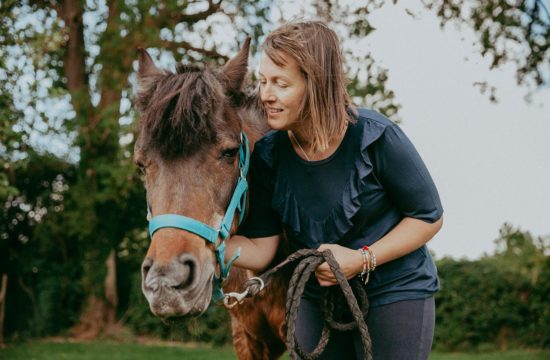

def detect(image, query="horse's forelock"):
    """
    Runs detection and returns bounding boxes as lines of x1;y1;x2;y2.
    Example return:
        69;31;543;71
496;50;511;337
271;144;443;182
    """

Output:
139;67;227;159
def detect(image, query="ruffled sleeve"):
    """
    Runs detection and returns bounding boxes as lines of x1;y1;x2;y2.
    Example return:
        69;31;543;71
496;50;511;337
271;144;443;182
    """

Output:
369;123;443;223
237;133;282;238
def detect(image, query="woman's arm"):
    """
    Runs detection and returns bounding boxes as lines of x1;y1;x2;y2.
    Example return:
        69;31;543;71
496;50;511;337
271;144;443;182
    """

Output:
315;216;443;286
225;234;281;273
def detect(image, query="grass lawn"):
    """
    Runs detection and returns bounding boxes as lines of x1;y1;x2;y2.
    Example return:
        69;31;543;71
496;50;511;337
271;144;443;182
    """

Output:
0;340;548;360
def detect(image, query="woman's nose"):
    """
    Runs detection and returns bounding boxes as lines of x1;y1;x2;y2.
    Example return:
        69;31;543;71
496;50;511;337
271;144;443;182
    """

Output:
260;84;276;102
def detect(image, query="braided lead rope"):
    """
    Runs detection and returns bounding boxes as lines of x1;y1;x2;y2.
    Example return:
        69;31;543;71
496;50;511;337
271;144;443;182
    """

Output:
229;248;373;360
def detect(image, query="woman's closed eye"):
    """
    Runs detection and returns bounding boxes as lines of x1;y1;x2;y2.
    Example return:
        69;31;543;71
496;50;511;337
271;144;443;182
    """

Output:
259;78;288;88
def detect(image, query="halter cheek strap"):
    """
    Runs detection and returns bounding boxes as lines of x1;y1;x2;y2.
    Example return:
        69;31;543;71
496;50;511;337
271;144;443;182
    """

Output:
147;132;250;303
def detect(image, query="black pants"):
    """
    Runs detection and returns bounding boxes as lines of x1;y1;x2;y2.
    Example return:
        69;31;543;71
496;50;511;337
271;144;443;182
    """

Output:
294;296;435;360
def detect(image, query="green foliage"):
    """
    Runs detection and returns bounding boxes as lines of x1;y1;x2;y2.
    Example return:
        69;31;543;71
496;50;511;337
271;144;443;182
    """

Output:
1;153;83;338
434;224;550;351
525;256;550;348
421;0;550;96
0;9;25;202
435;258;524;350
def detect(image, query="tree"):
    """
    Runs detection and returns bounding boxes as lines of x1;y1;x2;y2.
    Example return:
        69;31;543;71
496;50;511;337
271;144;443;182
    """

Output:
1;3;28;344
422;0;549;95
492;222;549;285
434;224;550;350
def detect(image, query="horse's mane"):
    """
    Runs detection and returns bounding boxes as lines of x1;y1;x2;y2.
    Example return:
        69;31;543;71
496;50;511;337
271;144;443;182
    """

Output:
136;64;226;159
237;85;269;138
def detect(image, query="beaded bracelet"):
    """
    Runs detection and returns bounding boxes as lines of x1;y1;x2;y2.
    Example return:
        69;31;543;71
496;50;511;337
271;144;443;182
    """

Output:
366;247;377;271
358;245;378;284
359;246;372;284
359;248;368;283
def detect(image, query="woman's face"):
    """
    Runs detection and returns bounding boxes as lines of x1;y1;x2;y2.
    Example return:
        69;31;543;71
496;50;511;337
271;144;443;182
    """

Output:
258;51;306;132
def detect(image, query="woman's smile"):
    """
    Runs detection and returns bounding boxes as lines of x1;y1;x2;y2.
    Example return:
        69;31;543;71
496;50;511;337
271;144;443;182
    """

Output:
267;106;284;116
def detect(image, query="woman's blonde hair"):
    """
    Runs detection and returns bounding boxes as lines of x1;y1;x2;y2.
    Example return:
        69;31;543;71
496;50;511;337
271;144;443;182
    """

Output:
262;20;354;152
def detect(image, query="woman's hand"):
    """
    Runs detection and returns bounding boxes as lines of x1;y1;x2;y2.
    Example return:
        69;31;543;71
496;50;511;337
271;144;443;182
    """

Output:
315;244;363;287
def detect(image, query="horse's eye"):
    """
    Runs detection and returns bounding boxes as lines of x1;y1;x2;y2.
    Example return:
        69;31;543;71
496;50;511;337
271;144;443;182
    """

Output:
221;148;239;159
135;161;146;173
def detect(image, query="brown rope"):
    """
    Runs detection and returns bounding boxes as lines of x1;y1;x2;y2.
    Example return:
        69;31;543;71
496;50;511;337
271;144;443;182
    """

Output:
240;248;373;360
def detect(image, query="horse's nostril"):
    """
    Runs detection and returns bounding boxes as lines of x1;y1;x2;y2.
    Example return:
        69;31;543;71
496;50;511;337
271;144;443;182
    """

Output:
173;254;197;291
142;258;153;278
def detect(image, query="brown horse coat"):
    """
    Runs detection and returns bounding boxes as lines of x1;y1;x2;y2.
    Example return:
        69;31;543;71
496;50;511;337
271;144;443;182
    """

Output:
135;40;288;359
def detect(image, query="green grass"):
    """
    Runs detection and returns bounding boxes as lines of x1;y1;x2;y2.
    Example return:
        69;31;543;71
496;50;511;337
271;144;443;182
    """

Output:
0;341;237;360
430;351;550;360
0;340;549;360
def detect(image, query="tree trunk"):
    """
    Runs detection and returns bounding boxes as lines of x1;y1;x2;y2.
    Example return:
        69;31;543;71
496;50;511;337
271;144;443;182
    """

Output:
70;248;118;339
0;274;8;347
70;294;106;339
104;249;118;326
58;0;125;340
59;0;92;117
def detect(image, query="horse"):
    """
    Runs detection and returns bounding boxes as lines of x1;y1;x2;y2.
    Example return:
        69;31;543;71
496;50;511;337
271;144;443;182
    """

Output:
133;40;288;359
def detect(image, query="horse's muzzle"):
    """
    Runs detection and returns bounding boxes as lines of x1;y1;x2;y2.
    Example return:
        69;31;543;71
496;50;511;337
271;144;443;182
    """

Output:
141;255;213;318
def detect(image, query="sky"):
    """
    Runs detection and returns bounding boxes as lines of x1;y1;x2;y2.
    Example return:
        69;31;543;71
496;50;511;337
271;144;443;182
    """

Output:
361;2;550;259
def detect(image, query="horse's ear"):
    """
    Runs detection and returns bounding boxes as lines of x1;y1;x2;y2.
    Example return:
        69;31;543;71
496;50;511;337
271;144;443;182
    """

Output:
222;37;251;93
136;48;164;111
137;48;163;89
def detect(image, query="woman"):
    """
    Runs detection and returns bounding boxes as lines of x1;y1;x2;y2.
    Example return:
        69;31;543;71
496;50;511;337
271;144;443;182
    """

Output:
227;21;443;360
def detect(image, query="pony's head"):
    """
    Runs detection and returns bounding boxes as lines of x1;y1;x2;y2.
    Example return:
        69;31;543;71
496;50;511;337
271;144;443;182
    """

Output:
134;40;254;318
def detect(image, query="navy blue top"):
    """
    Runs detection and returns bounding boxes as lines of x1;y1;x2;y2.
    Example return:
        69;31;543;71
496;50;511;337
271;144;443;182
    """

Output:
237;108;444;307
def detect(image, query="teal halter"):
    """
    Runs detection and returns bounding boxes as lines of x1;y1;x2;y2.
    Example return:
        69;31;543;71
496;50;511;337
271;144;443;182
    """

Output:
147;132;250;303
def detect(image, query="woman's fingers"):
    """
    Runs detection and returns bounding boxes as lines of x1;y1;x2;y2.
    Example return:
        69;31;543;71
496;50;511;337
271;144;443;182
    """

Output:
316;277;336;286
315;262;332;278
315;262;337;286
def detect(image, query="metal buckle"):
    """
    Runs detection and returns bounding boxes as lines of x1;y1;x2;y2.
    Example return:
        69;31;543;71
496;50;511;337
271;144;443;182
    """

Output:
222;277;264;309
223;289;249;308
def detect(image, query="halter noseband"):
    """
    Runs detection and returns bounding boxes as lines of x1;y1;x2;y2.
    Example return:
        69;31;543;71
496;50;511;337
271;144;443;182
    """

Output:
147;132;250;303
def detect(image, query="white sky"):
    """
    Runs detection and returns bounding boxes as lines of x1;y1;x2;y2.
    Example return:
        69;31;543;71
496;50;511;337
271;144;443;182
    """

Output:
364;2;550;259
